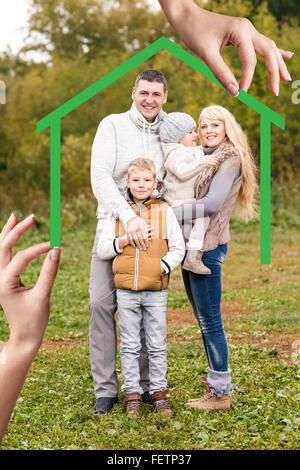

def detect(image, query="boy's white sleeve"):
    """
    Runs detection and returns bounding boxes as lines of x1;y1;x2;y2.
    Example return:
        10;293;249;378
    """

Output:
91;117;136;225
161;207;186;273
165;147;207;182
97;215;124;260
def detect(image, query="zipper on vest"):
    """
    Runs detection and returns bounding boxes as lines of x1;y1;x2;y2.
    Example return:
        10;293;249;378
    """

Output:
133;206;142;290
134;248;139;290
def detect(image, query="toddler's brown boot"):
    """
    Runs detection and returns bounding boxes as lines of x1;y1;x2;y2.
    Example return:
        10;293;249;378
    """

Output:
182;250;211;275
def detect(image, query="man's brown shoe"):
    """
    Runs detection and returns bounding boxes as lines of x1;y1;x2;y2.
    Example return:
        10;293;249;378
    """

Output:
151;389;173;416
125;394;142;416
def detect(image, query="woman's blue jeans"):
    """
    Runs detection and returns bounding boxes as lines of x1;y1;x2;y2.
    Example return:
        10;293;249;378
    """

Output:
182;244;228;372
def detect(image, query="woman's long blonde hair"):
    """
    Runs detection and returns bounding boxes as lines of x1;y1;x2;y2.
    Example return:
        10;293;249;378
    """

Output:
199;105;258;222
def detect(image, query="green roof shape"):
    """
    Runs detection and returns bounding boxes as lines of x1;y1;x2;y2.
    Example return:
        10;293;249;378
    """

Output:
36;36;285;264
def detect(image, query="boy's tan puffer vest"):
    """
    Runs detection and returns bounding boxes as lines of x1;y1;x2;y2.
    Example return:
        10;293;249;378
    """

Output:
113;199;169;291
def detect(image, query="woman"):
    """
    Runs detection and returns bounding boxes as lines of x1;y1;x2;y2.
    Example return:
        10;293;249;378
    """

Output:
174;105;257;410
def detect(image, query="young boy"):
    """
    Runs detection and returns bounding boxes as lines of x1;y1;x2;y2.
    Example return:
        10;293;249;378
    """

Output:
160;112;218;275
97;158;185;416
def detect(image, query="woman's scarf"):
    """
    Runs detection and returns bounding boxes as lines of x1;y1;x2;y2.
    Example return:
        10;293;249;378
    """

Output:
194;139;239;199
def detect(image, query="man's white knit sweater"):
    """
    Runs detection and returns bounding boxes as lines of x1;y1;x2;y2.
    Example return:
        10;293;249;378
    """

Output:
91;102;166;229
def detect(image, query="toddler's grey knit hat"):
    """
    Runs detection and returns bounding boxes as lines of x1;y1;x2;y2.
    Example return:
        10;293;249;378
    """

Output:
159;112;196;144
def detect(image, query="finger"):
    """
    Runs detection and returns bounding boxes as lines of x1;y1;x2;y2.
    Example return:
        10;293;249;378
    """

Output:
0;215;18;270
254;36;280;95
263;48;280;95
0;216;36;272
278;49;294;60
0;213;18;242
128;240;136;248
204;48;239;97
134;232;147;250
0;214;35;252
237;38;257;92
275;48;292;82
4;242;51;280
34;247;60;299
127;232;136;248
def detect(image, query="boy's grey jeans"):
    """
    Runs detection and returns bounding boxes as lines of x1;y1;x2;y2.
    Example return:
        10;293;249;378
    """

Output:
117;288;168;396
89;231;150;398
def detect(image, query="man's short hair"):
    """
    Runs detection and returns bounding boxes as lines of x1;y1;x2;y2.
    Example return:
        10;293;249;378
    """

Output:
134;70;167;93
127;158;156;177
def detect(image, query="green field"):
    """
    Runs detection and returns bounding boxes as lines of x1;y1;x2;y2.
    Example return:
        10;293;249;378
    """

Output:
0;197;299;450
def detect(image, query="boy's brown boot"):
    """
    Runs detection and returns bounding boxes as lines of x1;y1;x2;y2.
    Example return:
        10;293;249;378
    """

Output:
185;377;232;411
151;389;173;417
125;394;142;416
182;250;211;275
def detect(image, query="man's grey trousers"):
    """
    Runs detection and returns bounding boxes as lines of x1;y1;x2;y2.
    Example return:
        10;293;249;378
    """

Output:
89;231;150;398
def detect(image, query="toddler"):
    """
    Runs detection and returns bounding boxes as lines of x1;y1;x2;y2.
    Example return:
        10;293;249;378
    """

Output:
160;112;217;274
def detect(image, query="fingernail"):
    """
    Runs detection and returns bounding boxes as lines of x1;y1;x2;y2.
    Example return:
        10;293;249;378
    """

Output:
21;214;34;224
275;84;279;96
226;83;239;97
8;213;15;223
286;71;292;81
50;247;61;261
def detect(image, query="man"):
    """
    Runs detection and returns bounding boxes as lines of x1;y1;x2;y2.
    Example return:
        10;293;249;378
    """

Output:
90;69;168;414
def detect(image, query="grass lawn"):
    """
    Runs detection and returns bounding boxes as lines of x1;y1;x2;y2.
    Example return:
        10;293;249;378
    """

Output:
0;198;299;450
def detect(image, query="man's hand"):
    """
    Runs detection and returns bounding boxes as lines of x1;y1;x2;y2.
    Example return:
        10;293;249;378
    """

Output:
126;217;154;250
158;0;293;96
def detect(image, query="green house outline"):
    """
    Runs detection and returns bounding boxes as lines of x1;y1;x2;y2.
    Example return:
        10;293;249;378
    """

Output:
36;36;284;264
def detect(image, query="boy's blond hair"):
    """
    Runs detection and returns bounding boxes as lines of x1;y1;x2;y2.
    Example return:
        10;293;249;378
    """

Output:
127;158;156;177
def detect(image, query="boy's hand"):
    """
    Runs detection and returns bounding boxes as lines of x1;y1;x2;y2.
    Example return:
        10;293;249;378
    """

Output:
205;155;218;166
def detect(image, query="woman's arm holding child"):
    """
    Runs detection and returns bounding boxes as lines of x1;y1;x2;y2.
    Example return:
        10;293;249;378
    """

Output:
173;157;240;222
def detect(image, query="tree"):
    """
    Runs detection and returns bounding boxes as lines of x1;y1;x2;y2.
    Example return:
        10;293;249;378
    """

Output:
208;0;300;24
23;0;174;61
0;0;299;205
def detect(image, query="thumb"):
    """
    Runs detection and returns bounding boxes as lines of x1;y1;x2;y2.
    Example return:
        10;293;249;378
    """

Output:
34;247;61;299
204;48;240;97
